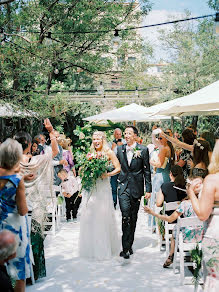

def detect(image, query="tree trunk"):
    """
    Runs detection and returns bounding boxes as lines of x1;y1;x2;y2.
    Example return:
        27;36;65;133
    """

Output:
46;70;54;95
181;116;185;131
192;116;198;128
171;116;174;133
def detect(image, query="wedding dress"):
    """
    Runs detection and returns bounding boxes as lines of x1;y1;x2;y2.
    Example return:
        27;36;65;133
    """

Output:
79;177;120;260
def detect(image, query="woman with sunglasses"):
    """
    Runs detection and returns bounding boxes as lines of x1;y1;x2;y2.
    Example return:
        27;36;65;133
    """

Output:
148;129;175;232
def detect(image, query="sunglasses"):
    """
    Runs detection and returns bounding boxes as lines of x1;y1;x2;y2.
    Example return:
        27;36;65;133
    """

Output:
158;137;163;140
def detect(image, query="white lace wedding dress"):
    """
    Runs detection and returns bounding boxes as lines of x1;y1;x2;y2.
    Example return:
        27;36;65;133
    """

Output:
79;177;120;260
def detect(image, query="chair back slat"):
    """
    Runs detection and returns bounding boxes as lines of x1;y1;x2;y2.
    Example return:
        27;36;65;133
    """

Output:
178;216;203;228
164;201;180;212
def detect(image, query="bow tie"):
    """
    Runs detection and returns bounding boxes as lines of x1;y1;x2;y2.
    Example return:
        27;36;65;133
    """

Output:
126;146;134;152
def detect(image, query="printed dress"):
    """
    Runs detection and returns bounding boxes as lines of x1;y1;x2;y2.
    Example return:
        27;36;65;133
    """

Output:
202;203;219;291
174;200;204;243
0;174;31;280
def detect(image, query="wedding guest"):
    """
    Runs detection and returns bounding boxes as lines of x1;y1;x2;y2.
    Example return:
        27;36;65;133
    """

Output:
145;176;204;268
0;138;30;292
191;139;210;179
200;131;216;152
110;128;125;208
58;136;76;176
149;128;175;232
177;128;196;178
156;165;187;212
52;130;67;186
31;139;40;156
0;230;18;292
58;169;81;222
14;119;58;281
187;124;198;137
188;140;219;291
156;165;186;250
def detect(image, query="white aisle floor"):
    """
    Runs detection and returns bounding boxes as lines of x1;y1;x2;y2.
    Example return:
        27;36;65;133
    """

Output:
27;207;198;292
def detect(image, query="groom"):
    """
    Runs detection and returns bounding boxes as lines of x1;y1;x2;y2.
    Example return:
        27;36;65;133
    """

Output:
117;126;152;259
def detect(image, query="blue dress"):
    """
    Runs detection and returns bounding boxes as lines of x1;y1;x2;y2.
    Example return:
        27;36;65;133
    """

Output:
0;174;31;280
148;159;171;228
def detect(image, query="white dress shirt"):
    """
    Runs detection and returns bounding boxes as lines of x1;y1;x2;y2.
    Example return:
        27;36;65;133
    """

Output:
126;142;136;166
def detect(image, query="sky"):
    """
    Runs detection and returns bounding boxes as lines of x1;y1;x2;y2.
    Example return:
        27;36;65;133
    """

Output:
140;0;215;61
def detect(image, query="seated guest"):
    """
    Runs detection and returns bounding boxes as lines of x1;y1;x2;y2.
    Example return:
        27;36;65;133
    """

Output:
156;165;187;213
0;230;18;292
144;176;204;268
58;169;81;222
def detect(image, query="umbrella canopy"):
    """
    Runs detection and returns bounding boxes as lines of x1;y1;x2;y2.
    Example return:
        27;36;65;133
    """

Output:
84;103;176;122
151;80;219;117
0;103;38;118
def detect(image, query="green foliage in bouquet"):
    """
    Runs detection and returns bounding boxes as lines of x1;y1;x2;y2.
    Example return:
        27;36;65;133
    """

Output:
191;244;203;289
77;152;110;192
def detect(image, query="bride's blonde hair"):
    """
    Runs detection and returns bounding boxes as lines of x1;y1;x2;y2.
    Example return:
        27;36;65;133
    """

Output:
90;131;110;155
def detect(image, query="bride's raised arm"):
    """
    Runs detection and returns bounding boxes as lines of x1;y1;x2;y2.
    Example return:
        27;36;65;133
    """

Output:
107;150;121;177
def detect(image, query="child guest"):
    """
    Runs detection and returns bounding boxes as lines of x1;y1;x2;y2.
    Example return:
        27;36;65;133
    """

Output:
58;169;81;222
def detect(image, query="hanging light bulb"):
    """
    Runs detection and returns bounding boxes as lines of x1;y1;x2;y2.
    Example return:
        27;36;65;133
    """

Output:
112;29;121;49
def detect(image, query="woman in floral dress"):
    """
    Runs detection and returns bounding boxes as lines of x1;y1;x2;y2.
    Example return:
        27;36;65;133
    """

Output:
0;139;30;292
144;182;204;268
188;140;219;291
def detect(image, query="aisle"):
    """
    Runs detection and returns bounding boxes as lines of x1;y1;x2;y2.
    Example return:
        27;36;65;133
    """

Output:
27;208;196;292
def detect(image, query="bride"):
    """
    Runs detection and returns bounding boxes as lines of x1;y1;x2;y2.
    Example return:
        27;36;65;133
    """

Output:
79;131;121;260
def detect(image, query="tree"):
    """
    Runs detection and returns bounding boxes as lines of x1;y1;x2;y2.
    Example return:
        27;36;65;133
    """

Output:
0;0;152;111
158;14;219;101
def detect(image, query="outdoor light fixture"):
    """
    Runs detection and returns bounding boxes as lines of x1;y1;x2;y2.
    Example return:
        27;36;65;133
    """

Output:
54;68;59;74
215;12;219;35
113;29;121;48
97;81;105;97
135;86;139;98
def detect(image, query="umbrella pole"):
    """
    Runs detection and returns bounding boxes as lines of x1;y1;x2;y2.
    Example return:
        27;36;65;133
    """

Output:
171;116;174;133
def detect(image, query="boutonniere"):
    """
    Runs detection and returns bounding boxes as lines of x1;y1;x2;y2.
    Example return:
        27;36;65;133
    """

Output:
133;146;142;158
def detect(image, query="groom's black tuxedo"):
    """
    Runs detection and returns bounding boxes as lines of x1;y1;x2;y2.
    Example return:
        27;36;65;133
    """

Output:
117;143;152;197
117;143;152;254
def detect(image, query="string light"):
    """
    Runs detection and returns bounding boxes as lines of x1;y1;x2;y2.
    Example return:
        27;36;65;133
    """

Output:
0;13;216;38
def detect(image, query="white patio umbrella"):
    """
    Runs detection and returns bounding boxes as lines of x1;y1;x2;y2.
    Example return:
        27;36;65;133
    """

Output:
84;103;176;123
151;80;219;117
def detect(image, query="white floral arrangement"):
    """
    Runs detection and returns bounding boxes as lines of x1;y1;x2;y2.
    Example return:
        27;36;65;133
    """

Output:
133;147;142;158
193;139;204;150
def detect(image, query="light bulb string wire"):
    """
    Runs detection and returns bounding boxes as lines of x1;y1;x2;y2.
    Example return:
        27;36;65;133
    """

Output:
0;13;216;37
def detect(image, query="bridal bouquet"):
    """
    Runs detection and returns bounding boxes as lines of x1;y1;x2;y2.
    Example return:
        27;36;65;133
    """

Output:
78;152;109;192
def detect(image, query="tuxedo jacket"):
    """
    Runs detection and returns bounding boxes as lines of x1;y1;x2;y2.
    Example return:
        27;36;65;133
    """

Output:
117;143;152;198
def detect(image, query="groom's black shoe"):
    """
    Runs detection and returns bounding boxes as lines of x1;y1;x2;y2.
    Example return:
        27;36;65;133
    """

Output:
129;248;133;255
119;251;130;259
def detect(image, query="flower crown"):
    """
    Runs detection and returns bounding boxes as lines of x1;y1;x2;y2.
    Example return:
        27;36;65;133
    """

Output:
193;139;204;150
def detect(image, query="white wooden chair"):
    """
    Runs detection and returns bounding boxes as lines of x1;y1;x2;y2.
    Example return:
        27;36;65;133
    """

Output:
173;216;203;285
163;201;180;255
54;185;65;229
27;213;35;285
43;187;57;236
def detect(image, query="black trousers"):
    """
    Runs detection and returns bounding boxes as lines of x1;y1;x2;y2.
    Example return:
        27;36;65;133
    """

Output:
65;192;81;220
118;188;140;252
